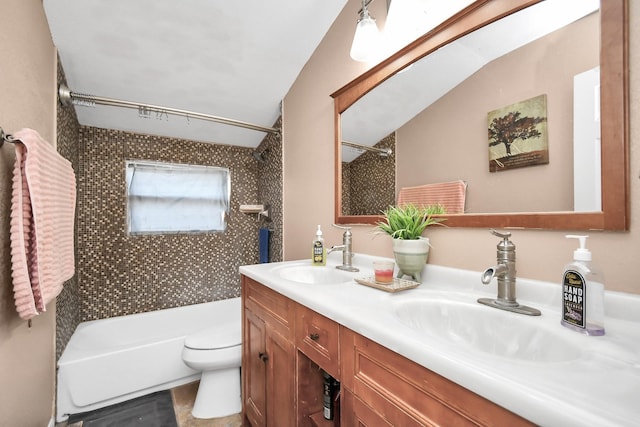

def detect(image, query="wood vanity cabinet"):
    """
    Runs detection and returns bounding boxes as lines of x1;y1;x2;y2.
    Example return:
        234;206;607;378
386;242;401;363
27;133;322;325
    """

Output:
242;276;533;426
242;276;296;427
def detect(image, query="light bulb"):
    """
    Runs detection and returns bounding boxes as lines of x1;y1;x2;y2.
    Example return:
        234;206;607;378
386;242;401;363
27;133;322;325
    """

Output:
350;12;381;62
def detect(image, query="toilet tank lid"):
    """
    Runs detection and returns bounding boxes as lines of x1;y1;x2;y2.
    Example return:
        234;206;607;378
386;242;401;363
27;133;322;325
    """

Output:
184;322;241;350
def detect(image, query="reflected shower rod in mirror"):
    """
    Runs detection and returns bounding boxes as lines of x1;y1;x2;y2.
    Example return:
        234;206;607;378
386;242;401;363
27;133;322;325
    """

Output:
342;140;392;157
57;85;280;135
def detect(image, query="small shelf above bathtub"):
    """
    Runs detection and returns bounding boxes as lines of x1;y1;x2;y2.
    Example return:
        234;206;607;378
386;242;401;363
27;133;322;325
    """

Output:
240;204;271;221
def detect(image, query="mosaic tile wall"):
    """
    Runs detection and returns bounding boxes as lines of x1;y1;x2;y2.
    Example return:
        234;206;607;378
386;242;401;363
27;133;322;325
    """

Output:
341;159;351;215
75;126;282;320
256;116;283;262
55;61;81;360
342;133;396;215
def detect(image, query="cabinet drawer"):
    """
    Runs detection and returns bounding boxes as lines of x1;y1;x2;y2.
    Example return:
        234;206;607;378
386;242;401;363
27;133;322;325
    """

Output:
340;327;534;426
295;304;340;378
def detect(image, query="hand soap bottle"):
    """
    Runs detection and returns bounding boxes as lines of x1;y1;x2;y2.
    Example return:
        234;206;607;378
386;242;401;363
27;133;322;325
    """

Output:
561;235;605;336
312;225;326;266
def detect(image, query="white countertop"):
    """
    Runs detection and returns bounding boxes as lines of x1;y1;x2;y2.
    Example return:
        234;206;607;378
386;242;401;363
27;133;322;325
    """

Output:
240;253;640;427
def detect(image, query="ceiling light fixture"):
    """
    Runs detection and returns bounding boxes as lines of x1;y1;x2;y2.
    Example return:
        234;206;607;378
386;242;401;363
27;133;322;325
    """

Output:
350;0;381;62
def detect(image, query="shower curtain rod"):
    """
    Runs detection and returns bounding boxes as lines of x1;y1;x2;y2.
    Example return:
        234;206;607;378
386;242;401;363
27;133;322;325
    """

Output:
342;140;392;157
58;85;280;135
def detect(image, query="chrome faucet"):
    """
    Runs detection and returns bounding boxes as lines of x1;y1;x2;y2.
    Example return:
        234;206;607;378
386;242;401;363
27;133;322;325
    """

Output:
328;224;359;272
478;229;540;316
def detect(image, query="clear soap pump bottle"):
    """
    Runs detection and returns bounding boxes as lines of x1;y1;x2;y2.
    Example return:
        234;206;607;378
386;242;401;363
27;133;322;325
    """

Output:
561;235;605;336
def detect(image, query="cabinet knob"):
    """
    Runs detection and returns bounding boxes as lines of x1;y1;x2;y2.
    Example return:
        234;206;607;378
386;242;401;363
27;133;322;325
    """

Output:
309;333;320;341
259;352;269;362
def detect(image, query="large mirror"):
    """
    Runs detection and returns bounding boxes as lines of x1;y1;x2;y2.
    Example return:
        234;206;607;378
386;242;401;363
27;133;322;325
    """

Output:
332;0;628;230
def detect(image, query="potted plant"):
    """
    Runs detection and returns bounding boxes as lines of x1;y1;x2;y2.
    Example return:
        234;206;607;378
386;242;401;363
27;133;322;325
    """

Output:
375;204;446;282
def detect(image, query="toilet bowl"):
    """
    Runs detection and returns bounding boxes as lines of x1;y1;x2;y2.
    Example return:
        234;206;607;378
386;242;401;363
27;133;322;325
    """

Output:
181;320;242;419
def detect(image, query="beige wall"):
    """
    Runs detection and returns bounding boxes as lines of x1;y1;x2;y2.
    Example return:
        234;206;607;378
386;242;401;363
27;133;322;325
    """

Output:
0;0;57;425
399;13;598;213
283;0;640;294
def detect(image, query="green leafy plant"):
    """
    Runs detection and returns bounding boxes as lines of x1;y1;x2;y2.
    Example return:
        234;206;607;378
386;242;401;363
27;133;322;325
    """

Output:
375;204;446;240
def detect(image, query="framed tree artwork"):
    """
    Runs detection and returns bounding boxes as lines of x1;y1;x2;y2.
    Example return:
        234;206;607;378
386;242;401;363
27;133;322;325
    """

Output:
487;94;548;172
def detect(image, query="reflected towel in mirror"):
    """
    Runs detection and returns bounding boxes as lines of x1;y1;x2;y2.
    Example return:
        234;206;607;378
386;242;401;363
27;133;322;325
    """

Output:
397;180;467;214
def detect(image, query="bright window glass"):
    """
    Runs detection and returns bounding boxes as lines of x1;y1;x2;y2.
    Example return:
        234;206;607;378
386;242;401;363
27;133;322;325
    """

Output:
126;160;230;234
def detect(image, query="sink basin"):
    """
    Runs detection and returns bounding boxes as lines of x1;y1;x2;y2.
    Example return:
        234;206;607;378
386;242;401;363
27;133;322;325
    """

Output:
276;265;354;285
393;299;580;362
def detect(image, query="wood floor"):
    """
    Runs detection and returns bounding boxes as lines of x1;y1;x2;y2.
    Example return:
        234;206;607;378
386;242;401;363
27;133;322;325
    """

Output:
172;381;242;427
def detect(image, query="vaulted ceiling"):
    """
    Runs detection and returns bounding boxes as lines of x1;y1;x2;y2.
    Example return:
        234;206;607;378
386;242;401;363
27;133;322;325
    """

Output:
43;0;348;148
43;0;597;155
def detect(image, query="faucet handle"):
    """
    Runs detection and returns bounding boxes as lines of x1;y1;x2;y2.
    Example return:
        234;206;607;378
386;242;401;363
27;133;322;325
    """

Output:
490;229;511;239
332;224;351;230
332;224;352;235
490;229;515;251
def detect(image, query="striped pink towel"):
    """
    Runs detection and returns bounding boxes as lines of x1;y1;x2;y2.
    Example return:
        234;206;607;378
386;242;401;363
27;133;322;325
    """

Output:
10;128;76;320
397;180;467;214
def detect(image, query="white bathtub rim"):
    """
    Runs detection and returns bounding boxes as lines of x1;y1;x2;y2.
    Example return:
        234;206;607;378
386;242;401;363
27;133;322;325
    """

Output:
60;299;240;362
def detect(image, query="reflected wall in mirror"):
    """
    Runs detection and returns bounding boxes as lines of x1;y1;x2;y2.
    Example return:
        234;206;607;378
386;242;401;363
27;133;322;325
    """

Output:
333;0;628;230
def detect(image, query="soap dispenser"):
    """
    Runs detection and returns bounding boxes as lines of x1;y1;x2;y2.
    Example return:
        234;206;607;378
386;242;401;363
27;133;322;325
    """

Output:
312;225;326;266
561;235;605;336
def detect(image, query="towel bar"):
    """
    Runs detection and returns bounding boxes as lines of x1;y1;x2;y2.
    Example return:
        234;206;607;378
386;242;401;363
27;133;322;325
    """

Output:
1;127;17;147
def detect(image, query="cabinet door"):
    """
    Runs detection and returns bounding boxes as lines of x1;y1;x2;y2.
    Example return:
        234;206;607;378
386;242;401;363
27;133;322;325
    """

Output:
342;389;395;427
265;323;296;427
243;276;296;426
244;308;267;427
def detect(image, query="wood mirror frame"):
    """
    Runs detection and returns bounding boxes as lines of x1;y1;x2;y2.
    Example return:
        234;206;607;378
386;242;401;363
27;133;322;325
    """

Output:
332;0;628;230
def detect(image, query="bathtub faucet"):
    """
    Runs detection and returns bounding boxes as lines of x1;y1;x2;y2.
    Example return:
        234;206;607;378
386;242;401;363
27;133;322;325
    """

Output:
328;224;359;272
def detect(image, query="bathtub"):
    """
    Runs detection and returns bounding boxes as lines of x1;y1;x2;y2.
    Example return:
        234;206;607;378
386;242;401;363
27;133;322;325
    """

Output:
56;297;241;422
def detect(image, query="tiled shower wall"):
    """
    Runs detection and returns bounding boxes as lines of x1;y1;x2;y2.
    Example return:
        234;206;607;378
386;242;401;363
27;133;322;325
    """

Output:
256;117;283;259
55;62;81;359
342;133;396;215
56;67;283;357
77;128;262;320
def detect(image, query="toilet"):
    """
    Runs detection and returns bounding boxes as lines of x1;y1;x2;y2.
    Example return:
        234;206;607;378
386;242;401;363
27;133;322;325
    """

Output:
181;319;242;419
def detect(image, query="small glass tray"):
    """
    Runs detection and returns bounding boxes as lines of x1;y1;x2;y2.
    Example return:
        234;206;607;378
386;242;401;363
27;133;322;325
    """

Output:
354;277;420;293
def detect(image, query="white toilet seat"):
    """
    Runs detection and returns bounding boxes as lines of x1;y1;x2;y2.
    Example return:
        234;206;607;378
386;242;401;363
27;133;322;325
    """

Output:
184;322;241;350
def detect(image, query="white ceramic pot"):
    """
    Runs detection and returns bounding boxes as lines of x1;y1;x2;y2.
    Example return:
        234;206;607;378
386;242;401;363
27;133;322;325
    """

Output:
392;237;430;282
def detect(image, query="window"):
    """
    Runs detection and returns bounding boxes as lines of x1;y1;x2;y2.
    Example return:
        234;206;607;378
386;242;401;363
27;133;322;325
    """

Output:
126;160;230;234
